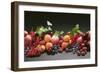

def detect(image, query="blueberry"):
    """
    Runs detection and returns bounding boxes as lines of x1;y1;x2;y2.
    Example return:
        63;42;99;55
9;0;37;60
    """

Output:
72;48;78;54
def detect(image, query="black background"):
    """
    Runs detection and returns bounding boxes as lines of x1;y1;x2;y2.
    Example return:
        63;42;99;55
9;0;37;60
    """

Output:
24;11;90;33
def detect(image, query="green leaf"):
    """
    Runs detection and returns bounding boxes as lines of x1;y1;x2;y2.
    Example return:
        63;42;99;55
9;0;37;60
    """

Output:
70;24;80;36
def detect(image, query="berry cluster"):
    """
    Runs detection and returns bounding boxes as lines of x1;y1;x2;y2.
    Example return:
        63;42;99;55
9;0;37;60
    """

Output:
24;25;90;57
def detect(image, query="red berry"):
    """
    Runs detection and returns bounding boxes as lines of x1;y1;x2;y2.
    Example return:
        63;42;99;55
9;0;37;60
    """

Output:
24;35;32;48
30;31;36;37
77;50;81;56
39;40;45;45
58;40;63;46
77;36;83;43
81;51;86;56
58;48;63;53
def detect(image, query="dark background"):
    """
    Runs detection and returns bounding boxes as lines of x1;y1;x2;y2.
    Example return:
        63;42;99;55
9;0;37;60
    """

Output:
24;11;90;61
24;11;90;33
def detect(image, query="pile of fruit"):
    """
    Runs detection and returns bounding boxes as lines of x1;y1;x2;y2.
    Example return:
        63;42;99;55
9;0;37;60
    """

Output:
24;24;90;57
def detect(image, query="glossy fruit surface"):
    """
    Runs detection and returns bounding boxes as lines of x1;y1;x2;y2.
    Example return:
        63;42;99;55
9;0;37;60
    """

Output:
51;35;59;44
44;34;52;42
63;35;71;42
61;42;69;50
46;42;53;50
24;24;90;57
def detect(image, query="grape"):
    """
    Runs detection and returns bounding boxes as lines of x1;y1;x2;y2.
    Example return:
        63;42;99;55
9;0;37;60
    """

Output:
81;51;86;56
59;36;64;40
49;45;60;55
65;48;69;52
72;48;76;54
39;40;45;45
25;49;33;57
77;50;81;56
46;48;52;55
84;31;90;41
85;41;90;52
76;36;83;43
25;47;41;57
71;43;80;54
58;48;63;53
51;50;56;55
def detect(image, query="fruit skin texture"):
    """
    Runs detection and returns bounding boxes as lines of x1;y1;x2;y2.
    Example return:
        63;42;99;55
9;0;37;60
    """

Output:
44;34;52;42
76;36;83;43
36;45;42;53
51;45;60;54
51;35;59;45
41;45;46;52
58;40;63;46
25;47;41;57
45;42;53;50
61;42;69;50
58;48;63;53
24;34;32;49
39;40;45;45
30;31;36;38
63;35;71;42
72;33;80;43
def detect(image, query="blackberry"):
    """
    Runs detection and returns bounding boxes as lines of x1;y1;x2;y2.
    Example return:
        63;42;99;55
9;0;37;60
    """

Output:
51;45;60;55
51;50;56;55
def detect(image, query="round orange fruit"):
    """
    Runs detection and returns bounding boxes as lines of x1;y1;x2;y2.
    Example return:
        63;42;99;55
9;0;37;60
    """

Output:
45;42;53;50
61;42;69;49
63;35;71;42
44;34;52;42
